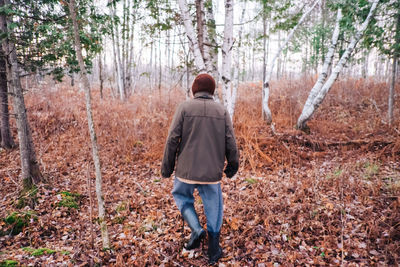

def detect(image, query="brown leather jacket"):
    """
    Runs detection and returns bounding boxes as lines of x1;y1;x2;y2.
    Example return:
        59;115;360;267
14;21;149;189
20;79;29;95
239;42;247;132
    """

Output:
161;92;239;183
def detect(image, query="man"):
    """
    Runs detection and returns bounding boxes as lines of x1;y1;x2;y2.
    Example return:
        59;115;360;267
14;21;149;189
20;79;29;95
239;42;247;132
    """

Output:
161;73;239;264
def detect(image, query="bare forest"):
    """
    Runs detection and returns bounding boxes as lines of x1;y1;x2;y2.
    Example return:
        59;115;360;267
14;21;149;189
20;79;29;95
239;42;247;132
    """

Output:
0;0;399;266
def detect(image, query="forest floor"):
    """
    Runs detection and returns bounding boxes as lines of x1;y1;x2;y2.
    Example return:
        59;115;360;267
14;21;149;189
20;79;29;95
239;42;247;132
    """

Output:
0;78;399;266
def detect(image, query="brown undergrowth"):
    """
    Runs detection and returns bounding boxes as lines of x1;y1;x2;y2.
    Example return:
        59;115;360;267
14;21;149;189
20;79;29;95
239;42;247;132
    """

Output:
0;77;399;266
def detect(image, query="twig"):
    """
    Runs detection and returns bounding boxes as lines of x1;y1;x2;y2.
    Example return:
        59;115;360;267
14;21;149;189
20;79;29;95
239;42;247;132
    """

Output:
6;171;19;187
87;164;95;249
340;172;345;266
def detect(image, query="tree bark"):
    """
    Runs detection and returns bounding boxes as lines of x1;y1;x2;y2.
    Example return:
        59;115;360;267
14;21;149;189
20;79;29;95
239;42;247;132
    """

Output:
262;0;320;123
110;3;124;101
204;0;219;98
0;49;14;149
1;0;41;189
99;53;104;99
69;0;110;249
232;3;246;119
297;0;379;129
388;56;397;125
297;8;342;130
221;0;234;118
389;4;400;126
178;0;206;72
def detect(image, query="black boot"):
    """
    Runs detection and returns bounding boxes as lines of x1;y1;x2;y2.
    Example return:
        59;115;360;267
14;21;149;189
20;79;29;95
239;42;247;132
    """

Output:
208;231;222;264
181;206;206;250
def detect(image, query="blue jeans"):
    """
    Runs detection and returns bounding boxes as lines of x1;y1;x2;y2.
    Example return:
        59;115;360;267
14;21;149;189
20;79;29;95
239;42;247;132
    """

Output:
172;178;223;233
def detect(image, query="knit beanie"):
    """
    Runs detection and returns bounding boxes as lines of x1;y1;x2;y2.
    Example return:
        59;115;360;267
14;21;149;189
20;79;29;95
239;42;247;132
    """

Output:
192;73;216;95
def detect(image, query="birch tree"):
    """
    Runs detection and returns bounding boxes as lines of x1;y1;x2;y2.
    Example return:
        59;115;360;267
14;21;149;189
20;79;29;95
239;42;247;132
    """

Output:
296;0;379;130
204;0;219;88
262;0;320;124
110;2;124;101
0;0;41;190
221;0;234;117
232;2;246;118
297;8;342;130
178;0;206;72
69;0;110;249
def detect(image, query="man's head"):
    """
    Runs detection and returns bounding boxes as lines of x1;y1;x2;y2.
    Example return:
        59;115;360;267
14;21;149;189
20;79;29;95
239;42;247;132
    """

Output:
192;73;216;95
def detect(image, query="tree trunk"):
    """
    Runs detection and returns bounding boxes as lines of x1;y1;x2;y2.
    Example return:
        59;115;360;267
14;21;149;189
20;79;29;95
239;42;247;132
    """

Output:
296;0;379;129
362;50;369;79
389;4;400;126
262;0;320;123
69;0;110;249
388;56;397;125
232;3;246;119
204;0;219;97
99;53;104;99
0;49;14;149
297;8;342;130
195;0;205;58
178;0;206;72
221;0;233;117
0;0;41;189
110;3;124;101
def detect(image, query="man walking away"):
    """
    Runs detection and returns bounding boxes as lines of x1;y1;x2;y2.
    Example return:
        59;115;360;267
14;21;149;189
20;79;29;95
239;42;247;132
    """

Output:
161;73;239;264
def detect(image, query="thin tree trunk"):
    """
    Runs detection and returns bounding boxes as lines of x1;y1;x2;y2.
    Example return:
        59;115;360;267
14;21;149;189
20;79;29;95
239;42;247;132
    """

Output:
388;56;397;125
178;0;206;72
362;50;369;78
195;0;205;58
232;3;246;119
297;8;342;130
0;49;14;149
276;31;281;79
262;11;267;84
389;4;400;126
158;30;162;97
69;0;110;249
296;0;379;129
110;4;124;101
1;0;41;189
99;53;104;99
204;0;219;97
221;0;234;118
262;0;320;123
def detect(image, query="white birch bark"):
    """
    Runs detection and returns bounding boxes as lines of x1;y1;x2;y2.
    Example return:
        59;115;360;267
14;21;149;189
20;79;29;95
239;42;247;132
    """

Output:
69;0;110;249
196;0;212;73
297;0;379;129
178;0;206;72
297;8;342;130
204;0;219;98
221;0;234;117
232;4;246;118
262;0;320;123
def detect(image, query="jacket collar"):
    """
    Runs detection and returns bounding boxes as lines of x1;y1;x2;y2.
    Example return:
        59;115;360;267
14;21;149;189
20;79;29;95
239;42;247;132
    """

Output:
194;91;213;99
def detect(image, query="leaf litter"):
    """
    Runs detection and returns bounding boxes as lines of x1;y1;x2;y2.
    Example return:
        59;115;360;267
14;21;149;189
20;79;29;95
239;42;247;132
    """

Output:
0;78;399;266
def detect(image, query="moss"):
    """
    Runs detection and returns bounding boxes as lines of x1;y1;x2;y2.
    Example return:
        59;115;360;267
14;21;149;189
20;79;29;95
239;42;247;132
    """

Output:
58;191;81;209
2;211;36;236
22;247;56;256
245;178;257;184
0;260;19;267
112;216;126;224
16;185;38;209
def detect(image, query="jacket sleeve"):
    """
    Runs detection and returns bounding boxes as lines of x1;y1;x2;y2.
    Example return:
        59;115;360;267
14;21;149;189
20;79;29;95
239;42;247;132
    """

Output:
161;104;184;178
224;111;239;178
